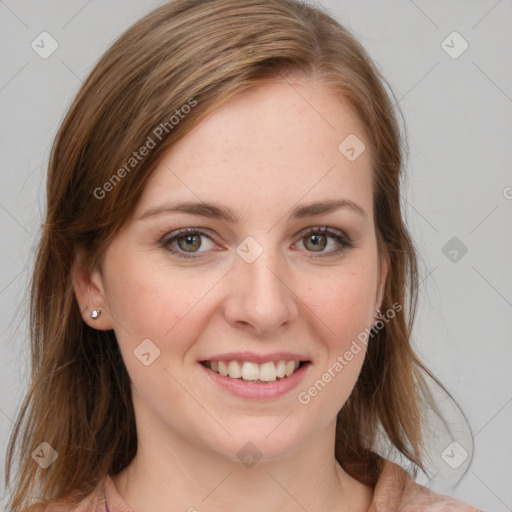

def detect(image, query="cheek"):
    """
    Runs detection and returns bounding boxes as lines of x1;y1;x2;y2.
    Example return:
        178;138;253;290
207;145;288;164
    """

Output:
296;269;374;417
103;250;214;350
104;258;215;410
304;265;377;348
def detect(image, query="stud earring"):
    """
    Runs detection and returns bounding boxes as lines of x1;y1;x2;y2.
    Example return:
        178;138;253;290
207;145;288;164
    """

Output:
90;309;101;319
375;307;383;320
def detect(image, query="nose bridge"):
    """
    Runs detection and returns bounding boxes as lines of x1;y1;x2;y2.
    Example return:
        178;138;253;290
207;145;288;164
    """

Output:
224;235;297;333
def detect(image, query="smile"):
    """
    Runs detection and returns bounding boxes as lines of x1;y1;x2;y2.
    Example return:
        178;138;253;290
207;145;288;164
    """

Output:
200;360;307;383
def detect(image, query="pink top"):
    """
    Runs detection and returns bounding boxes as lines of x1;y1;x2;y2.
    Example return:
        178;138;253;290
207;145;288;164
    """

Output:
104;476;132;512
102;474;482;512
33;472;483;511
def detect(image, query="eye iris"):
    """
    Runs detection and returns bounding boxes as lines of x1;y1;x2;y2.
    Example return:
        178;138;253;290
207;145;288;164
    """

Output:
178;234;201;252
304;233;327;252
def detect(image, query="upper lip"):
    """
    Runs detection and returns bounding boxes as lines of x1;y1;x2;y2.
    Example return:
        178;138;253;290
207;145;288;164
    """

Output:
200;351;311;364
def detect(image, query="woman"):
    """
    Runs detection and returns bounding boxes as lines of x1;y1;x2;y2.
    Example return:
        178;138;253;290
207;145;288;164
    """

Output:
4;0;482;510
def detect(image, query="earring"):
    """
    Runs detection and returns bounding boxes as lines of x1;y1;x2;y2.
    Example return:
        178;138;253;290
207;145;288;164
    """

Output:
375;307;383;320
90;309;101;319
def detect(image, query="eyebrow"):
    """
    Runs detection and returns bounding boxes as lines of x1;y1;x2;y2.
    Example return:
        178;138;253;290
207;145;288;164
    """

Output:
138;198;367;223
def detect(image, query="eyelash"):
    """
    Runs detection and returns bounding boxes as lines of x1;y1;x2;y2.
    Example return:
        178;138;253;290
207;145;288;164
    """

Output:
159;226;354;260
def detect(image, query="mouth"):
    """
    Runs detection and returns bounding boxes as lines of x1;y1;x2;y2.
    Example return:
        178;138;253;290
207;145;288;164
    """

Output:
200;359;309;384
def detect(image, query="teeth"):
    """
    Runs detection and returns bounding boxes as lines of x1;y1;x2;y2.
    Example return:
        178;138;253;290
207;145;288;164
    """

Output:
206;359;304;383
285;361;296;377
218;360;228;377
276;360;286;378
228;361;242;379
259;362;276;382
241;361;259;380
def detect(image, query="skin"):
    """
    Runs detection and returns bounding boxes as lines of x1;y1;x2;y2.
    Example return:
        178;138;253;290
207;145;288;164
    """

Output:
72;77;390;512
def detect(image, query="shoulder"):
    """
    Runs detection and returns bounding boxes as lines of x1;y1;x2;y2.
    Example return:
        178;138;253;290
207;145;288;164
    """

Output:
370;458;484;512
415;488;484;511
23;479;108;512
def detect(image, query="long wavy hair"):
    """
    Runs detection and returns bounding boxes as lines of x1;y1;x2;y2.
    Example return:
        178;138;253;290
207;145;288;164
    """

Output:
5;0;468;510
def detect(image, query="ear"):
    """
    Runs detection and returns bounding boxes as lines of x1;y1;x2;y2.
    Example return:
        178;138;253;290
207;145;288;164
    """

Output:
375;251;390;311
71;244;114;330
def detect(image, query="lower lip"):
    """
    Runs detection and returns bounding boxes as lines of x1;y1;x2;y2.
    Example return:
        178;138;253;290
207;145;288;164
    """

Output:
199;362;310;400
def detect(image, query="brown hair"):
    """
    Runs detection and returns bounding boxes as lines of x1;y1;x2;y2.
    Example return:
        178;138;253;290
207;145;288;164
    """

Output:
5;0;468;510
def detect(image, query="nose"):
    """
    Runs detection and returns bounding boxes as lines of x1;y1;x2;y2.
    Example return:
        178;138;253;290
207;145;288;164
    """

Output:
222;246;298;336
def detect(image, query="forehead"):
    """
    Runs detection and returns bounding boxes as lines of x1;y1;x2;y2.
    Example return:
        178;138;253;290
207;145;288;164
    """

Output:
135;79;374;221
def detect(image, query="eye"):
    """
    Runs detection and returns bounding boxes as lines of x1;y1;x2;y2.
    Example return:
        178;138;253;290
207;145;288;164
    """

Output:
160;226;354;260
295;226;354;257
160;228;218;259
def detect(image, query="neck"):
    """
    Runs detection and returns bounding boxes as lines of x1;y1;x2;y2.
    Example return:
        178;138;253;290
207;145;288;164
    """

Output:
111;420;373;512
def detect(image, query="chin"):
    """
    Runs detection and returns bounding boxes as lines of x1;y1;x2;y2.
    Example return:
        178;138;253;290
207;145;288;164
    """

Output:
201;420;310;464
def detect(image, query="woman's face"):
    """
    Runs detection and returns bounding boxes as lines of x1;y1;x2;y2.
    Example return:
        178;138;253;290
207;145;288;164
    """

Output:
75;78;388;462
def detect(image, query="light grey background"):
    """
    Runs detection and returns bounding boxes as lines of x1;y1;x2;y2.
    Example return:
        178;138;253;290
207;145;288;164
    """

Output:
1;1;511;510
